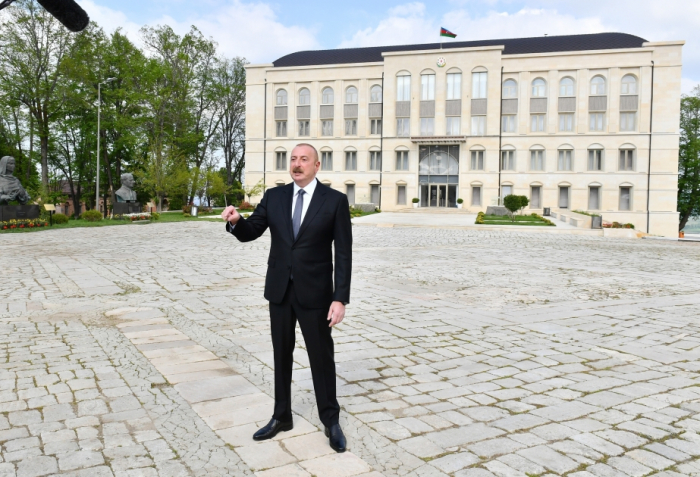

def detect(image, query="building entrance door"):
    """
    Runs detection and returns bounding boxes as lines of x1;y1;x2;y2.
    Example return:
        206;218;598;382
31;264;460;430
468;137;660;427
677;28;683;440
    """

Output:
419;145;459;207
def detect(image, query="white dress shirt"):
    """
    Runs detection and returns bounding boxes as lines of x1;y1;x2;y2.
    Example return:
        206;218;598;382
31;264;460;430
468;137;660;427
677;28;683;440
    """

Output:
292;178;317;225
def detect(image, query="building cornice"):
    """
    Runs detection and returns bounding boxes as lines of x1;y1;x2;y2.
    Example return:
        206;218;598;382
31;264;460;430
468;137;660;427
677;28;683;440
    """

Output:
383;45;505;58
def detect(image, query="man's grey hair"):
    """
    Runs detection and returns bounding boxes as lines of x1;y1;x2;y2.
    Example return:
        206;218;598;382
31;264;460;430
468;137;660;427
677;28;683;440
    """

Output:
121;172;134;182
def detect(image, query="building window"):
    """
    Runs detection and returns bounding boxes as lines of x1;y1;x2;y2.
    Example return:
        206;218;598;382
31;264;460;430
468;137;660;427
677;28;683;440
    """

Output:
589;113;605;131
502;185;513;198
531;186;542;208
397;118;410;137
620;112;636;131
589;186;601;210
371;185;380;204
370;119;382;135
396;151;409;170
472;186;482;206
321;120;333;136
345;86;358;103
558;149;573;171
590;76;606;95
397;75;411;101
345;151;357;170
420;118;434;136
472;72;487;99
559;186;570;208
421;74;435;100
531;114;545;132
621;75;637;95
470;150;484;170
276;89;287;105
276;121;287;137
275;152;286;171
588;149;603;171
559;113;574;132
559;77;575;96
501;150;515;170
298;88;310;105
619;149;634;171
446;117;460;135
471;116;485;136
276;182;285;187
397;185;406;205
321;151;333;171
370;85;382;102
502;115;516;133
298;120;310;136
370;151;382;171
346;184;355;205
531;78;546;97
530;150;545;171
619;186;632;210
502;79;517;98
447;73;462;100
345;119;357;135
322;87;334;104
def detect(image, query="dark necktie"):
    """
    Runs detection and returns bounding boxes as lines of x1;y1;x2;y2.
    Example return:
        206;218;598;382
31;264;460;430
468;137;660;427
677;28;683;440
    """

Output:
292;189;305;239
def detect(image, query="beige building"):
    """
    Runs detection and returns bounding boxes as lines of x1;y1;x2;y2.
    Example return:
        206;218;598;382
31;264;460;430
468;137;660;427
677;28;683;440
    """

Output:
244;33;684;237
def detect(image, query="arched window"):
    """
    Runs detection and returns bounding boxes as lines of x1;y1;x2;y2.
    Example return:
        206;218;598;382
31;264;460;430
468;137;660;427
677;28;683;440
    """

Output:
590;76;606;95
502;79;517;98
530;145;545;171
557;145;574;171
559;77;575;96
345;86;358;103
421;73;436;100
621;75;637;95
321;87;334;104
447;72;462;100
276;89;287;105
531;78;546;97
298;88;310;105
472;71;487;99
370;85;382;102
619;145;635;171
396;72;411;101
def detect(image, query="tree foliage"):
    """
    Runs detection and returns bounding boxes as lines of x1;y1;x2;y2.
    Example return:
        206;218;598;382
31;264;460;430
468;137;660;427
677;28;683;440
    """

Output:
679;87;700;231
503;194;529;222
0;1;247;213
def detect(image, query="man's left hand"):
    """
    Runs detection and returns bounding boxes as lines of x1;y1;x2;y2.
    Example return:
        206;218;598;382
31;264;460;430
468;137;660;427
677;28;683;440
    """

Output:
327;301;345;327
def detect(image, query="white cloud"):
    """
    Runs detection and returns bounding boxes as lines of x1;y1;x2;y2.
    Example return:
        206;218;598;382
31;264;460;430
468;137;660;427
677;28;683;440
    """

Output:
78;0;142;40
338;3;435;48
681;77;700;95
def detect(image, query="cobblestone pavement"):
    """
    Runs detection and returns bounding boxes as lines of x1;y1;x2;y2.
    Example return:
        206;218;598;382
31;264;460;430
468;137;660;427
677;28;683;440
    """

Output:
1;221;700;477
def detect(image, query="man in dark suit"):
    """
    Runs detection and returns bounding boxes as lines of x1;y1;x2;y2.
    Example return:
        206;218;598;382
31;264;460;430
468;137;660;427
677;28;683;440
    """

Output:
221;143;352;453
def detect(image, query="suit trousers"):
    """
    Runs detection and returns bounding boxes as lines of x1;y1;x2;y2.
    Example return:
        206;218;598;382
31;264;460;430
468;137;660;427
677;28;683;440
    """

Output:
269;280;340;427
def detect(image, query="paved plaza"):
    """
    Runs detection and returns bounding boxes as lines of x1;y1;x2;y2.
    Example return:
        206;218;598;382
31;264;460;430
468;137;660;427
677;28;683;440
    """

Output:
1;221;700;477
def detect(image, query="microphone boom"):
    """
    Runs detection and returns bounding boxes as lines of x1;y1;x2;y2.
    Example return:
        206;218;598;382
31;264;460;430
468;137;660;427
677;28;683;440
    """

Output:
36;0;90;32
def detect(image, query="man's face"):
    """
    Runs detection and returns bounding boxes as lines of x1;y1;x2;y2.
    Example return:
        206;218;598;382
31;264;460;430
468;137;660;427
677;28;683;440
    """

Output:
6;159;15;174
289;146;320;186
123;175;135;188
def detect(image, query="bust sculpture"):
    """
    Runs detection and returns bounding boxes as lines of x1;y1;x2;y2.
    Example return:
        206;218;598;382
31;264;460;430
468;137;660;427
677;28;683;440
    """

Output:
115;173;137;202
0;156;31;205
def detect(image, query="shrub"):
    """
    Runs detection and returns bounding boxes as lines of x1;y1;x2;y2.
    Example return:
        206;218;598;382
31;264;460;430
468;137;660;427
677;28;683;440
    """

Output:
412;198;419;203
151;212;161;221
52;213;69;224
475;211;485;224
238;201;253;210
457;198;463;204
182;205;192;214
503;195;529;222
168;196;184;211
81;210;103;222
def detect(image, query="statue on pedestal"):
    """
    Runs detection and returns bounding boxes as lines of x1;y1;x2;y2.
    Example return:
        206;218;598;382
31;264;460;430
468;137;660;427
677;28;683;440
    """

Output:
115;173;137;202
0;156;31;205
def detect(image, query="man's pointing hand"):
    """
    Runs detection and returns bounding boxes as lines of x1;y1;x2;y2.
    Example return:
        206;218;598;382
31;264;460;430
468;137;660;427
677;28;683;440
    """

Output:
221;205;241;225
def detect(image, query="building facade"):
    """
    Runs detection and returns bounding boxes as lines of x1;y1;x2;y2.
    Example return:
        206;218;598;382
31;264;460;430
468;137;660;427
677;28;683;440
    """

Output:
244;33;684;237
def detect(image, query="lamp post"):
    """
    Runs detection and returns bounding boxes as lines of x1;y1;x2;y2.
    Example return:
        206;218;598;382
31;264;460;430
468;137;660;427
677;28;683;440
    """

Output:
96;78;115;214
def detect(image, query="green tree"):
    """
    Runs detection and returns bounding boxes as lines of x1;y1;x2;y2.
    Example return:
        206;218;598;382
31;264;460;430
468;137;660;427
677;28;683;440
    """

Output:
215;57;247;189
679;87;700;231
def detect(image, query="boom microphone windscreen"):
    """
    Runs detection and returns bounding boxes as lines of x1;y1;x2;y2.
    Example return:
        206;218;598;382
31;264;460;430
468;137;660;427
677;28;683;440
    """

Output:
36;0;89;32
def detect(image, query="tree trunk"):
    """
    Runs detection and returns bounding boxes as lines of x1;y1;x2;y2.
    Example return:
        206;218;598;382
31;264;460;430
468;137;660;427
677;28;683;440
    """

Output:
27;116;33;182
40;134;49;187
679;212;690;232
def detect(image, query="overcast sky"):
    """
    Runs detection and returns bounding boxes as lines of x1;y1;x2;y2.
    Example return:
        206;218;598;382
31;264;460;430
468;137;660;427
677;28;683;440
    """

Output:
78;0;698;93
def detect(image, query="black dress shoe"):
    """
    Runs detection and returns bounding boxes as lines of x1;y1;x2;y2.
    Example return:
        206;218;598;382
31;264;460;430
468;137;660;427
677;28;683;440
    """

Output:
324;424;346;453
253;418;293;441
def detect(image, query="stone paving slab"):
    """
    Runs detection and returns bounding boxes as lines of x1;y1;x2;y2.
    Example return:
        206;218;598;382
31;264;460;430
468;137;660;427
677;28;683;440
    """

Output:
1;222;700;476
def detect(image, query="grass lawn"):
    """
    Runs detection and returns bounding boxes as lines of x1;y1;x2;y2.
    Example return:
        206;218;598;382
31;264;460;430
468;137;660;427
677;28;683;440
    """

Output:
478;214;554;226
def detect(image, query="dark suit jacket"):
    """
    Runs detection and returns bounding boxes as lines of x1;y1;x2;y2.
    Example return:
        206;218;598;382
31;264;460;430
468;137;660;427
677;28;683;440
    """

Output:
227;180;352;308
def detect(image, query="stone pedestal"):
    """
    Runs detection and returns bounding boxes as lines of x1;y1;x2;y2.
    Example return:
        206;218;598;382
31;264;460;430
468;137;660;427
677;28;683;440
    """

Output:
0;205;40;221
485;206;509;216
113;202;141;215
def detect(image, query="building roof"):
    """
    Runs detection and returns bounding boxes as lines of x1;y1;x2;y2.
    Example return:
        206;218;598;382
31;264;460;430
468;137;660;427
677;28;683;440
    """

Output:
272;32;647;68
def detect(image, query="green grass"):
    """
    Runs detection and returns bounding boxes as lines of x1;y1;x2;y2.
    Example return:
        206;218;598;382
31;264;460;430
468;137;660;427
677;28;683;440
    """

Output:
479;214;554;226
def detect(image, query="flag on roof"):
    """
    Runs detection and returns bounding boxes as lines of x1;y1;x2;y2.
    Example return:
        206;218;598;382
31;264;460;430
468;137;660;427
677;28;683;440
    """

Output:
440;27;457;38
